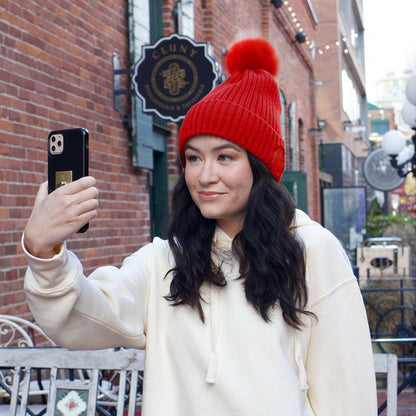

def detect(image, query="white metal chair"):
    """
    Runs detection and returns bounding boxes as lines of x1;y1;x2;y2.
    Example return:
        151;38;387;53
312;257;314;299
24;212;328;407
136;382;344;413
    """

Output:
0;315;56;405
0;347;145;416
373;353;398;416
0;315;56;348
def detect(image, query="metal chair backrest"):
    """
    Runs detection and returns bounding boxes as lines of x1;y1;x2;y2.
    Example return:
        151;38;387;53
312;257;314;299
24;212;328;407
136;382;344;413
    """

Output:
373;353;398;416
0;347;145;416
0;315;56;348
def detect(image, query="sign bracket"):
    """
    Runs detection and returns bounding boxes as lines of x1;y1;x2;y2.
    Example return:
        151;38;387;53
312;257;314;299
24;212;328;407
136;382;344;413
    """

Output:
112;53;134;130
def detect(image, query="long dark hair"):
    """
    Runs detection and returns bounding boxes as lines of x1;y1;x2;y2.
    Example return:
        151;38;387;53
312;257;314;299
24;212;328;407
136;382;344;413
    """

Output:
166;152;312;329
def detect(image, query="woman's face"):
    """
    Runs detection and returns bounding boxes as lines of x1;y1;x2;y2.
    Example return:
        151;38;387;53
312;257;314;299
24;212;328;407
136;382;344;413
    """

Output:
184;135;253;237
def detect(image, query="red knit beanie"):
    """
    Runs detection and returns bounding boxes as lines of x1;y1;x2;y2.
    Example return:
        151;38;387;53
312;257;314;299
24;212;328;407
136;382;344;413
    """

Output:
178;38;285;181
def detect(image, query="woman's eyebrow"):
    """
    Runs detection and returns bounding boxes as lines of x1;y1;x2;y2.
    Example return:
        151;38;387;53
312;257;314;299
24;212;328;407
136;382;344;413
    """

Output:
184;143;243;152
213;144;243;152
184;143;199;151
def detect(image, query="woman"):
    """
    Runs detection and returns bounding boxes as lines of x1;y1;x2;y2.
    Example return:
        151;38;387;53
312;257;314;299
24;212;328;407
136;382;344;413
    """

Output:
23;38;377;415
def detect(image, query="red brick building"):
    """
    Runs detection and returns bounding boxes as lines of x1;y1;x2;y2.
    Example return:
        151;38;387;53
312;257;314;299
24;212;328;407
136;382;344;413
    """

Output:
313;0;368;186
0;0;320;317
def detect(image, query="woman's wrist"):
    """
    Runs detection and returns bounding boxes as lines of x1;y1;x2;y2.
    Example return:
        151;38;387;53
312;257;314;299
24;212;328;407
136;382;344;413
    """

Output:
23;234;61;259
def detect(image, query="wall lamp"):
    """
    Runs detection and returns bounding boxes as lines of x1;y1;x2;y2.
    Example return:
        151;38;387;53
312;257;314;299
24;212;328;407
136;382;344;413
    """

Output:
382;75;416;178
317;118;326;130
382;129;416;178
295;31;307;43
308;118;326;134
271;0;283;7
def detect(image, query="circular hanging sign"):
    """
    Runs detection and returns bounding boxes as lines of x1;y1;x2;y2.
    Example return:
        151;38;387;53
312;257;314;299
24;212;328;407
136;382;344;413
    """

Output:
363;147;405;191
132;34;219;122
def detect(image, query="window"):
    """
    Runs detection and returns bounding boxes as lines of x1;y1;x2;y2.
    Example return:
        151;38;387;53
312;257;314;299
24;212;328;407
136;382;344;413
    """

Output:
280;90;287;168
371;120;389;135
129;0;173;237
341;69;360;123
298;118;305;171
288;102;296;170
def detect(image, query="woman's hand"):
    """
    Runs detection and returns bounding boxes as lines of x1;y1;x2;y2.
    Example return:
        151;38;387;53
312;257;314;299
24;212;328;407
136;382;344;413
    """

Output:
24;177;99;259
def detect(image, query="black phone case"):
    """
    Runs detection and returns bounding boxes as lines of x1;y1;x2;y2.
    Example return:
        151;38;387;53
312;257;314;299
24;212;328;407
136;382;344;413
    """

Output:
48;128;89;233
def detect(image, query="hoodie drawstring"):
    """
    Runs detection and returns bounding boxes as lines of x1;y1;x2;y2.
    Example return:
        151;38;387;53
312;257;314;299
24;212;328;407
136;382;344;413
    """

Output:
294;329;309;392
293;259;312;393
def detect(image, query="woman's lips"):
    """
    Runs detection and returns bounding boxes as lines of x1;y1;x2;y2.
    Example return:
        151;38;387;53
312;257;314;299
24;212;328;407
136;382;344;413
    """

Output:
198;191;225;201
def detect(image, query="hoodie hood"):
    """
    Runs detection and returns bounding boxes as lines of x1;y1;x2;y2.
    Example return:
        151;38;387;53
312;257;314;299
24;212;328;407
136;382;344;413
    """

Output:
292;209;319;229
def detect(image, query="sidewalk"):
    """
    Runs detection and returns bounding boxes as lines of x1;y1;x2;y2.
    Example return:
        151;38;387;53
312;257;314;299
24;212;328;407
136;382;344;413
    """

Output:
378;390;416;415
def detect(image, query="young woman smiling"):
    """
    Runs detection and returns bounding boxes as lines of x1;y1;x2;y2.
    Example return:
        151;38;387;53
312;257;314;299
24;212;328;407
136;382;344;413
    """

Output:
23;38;377;415
184;136;253;237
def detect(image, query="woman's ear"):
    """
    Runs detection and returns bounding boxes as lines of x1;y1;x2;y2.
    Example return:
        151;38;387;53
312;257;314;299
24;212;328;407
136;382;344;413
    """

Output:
272;147;285;182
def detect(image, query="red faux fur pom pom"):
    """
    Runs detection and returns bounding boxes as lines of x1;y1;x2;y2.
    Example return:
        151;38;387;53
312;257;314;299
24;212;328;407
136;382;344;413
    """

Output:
225;38;279;76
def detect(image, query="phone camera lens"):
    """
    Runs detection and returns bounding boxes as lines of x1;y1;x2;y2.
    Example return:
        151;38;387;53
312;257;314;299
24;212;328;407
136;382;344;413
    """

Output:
51;145;56;152
57;141;62;147
51;136;56;142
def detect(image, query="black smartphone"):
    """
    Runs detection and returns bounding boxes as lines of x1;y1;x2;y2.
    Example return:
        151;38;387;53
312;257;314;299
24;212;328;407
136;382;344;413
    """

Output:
48;127;89;233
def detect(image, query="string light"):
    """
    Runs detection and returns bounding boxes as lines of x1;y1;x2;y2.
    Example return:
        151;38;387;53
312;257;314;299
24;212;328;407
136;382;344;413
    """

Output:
312;33;357;57
273;0;360;58
275;1;307;42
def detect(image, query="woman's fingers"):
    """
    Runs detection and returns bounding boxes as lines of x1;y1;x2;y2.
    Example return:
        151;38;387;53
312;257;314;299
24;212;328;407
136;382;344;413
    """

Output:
32;181;49;210
61;176;97;196
51;178;99;218
53;176;99;227
72;182;99;211
63;195;99;227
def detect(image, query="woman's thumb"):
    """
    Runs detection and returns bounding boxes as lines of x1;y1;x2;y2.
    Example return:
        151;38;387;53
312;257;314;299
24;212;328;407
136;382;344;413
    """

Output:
33;181;49;208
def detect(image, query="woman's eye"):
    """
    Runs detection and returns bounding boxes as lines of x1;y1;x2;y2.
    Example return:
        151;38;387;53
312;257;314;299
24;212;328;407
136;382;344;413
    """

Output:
218;154;232;162
186;154;200;163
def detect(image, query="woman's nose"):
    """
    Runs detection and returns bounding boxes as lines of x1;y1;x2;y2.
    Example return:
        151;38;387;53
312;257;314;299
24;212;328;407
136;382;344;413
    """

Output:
198;160;218;185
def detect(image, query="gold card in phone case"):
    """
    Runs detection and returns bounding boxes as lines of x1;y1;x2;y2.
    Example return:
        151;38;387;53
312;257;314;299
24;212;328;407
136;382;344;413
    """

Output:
55;170;73;188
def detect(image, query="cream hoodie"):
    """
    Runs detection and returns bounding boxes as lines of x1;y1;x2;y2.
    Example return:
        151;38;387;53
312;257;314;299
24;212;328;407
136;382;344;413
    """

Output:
24;210;377;415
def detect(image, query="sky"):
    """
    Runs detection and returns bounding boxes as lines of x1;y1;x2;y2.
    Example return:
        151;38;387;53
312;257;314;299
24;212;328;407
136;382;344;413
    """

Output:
363;0;416;101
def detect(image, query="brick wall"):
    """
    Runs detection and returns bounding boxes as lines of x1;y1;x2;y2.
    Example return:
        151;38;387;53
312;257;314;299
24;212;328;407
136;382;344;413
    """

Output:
269;1;320;219
1;0;320;318
0;0;147;317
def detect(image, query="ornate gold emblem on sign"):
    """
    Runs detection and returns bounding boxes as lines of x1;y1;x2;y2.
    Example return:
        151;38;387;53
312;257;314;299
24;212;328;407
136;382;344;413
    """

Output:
161;63;187;96
132;34;219;122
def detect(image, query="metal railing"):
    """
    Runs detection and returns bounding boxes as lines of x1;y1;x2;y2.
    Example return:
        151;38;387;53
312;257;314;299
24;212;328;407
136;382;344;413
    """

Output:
359;274;416;414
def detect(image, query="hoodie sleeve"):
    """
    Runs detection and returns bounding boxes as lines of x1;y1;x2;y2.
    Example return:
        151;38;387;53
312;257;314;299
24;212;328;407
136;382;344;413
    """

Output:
299;225;377;416
23;235;158;350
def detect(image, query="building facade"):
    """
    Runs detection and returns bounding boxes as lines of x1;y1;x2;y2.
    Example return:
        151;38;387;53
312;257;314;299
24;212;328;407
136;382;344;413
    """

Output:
373;69;415;138
368;103;396;146
313;0;368;189
1;0;321;317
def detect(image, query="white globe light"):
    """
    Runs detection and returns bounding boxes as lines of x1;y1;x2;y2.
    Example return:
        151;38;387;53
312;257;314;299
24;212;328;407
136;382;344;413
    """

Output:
402;100;416;128
397;143;414;165
405;74;416;106
382;129;407;155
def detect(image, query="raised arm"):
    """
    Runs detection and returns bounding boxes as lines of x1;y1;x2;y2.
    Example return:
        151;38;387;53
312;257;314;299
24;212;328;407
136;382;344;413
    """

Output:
23;178;148;350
